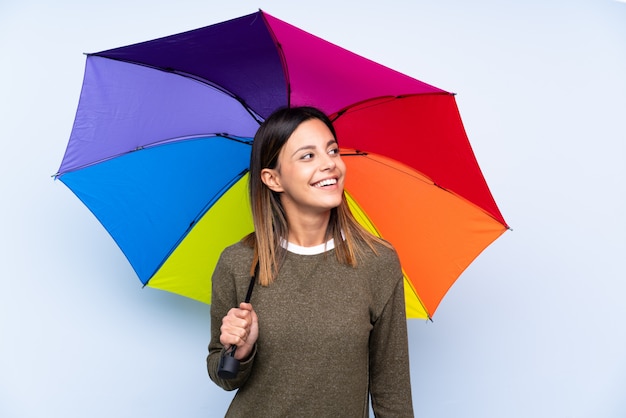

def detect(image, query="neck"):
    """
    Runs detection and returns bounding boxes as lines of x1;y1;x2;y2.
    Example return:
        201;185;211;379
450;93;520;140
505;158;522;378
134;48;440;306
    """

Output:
286;212;331;247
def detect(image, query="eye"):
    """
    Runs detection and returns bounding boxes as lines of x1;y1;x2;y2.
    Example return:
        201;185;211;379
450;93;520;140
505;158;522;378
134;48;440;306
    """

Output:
328;147;340;155
301;152;314;160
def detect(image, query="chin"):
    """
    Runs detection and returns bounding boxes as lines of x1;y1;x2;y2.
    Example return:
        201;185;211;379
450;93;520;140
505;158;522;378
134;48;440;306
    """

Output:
324;199;344;210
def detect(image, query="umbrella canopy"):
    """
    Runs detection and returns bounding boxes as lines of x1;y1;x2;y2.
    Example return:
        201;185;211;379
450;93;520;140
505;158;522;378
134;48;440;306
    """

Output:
55;10;508;319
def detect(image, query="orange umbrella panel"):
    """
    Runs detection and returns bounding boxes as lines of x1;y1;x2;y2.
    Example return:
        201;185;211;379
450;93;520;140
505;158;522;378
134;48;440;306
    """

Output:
343;151;507;319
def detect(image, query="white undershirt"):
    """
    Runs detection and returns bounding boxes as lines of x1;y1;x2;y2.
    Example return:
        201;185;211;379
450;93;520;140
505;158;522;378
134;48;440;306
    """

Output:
281;238;336;255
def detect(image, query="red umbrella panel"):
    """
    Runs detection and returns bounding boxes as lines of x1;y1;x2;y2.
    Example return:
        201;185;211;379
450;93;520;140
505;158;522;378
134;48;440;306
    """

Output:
55;10;508;320
335;94;507;318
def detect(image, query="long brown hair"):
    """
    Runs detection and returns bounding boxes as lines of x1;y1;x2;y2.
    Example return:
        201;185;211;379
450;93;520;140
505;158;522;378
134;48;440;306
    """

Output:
242;106;391;285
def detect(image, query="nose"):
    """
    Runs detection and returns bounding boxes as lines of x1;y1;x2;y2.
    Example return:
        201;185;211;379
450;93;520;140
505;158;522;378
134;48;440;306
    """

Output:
320;153;337;171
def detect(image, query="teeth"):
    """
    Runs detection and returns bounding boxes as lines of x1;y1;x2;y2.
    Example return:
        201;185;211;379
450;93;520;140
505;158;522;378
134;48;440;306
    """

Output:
314;178;337;187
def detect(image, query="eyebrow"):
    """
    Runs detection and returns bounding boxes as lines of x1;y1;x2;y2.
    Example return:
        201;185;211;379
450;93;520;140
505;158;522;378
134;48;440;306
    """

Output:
291;139;337;157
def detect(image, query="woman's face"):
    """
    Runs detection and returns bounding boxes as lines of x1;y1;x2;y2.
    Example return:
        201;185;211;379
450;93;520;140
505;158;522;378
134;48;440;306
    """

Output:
261;118;346;219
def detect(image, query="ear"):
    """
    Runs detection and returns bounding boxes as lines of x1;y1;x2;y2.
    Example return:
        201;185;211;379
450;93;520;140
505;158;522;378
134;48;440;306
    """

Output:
261;168;284;193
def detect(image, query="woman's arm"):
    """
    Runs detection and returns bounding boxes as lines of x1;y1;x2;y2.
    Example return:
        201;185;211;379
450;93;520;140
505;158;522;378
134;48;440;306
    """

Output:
207;251;256;391
369;268;415;417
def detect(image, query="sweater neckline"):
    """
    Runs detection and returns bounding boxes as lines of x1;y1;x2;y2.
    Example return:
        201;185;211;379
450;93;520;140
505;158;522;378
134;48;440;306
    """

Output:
281;238;336;255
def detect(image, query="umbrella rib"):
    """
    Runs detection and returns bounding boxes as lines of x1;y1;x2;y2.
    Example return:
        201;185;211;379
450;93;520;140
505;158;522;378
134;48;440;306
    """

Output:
154;66;266;125
344;152;508;225
341;152;436;186
330;92;452;122
89;54;266;125
402;273;433;322
54;134;252;177
345;152;512;230
146;168;250;282
260;11;292;108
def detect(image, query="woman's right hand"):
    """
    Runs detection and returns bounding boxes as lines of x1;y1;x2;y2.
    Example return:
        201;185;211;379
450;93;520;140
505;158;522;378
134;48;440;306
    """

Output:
220;302;258;360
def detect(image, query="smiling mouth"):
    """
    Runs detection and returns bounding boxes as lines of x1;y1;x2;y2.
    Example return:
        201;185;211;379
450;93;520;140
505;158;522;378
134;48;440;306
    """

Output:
312;178;338;188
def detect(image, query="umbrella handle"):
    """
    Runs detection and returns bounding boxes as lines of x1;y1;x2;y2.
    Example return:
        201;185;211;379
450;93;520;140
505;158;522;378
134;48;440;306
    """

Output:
217;271;257;380
217;345;240;379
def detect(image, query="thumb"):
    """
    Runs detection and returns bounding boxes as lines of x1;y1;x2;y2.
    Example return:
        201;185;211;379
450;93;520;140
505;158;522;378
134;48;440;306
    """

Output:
239;302;254;312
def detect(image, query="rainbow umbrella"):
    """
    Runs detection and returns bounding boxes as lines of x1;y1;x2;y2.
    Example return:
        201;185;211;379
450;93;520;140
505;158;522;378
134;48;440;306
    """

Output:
55;10;508;320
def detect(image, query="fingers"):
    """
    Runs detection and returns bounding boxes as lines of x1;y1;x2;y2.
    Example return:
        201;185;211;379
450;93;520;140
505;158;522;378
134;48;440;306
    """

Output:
219;303;259;361
219;305;256;349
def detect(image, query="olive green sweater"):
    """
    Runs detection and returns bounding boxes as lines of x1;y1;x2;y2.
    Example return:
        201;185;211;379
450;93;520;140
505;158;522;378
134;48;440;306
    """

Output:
207;240;414;417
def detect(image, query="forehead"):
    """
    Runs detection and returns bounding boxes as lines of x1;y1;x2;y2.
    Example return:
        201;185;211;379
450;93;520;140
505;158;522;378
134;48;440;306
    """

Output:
283;118;335;148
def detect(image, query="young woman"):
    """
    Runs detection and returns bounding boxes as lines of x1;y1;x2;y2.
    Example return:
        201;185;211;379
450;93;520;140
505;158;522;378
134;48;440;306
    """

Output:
207;106;414;417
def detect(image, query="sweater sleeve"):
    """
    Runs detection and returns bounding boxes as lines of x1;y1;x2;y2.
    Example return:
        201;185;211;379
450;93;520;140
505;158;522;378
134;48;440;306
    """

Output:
206;246;256;391
368;251;415;417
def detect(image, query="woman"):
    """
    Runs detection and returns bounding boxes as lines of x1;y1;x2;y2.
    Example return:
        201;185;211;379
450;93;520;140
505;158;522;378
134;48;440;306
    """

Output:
207;106;414;417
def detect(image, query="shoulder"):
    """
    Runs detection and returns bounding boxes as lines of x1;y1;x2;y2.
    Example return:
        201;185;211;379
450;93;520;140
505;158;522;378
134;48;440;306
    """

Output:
360;240;402;278
357;241;404;318
213;240;254;285
219;240;254;265
211;240;255;304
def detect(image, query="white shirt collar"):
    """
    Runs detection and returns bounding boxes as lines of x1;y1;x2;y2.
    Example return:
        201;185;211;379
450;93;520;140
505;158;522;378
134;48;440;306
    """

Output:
280;238;336;255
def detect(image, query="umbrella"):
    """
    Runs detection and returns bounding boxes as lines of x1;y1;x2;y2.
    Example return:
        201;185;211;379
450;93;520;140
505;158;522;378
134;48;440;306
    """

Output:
55;10;508;320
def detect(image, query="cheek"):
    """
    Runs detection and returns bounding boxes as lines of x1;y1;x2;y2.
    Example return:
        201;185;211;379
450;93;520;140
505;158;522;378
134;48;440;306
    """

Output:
337;158;347;175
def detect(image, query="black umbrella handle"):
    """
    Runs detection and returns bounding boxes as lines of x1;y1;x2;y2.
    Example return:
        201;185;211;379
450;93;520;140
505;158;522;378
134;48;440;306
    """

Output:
217;267;257;380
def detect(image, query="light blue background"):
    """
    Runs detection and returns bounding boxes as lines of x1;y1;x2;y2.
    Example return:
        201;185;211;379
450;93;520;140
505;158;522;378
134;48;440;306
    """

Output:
1;1;625;417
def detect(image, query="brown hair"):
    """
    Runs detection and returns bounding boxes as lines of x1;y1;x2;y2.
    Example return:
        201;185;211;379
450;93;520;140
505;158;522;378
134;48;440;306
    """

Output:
243;106;391;285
